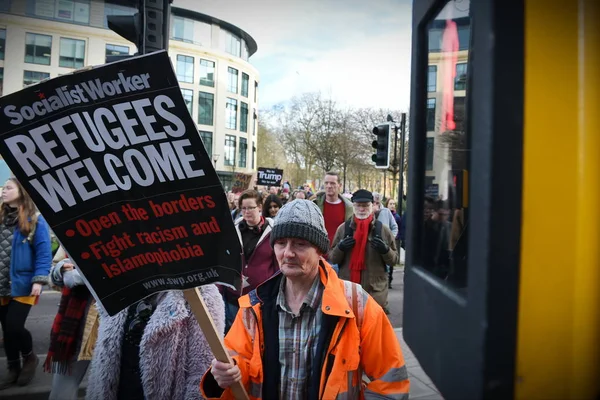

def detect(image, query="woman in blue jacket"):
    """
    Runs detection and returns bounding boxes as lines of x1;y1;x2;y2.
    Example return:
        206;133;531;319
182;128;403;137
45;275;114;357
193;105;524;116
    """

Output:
0;177;52;389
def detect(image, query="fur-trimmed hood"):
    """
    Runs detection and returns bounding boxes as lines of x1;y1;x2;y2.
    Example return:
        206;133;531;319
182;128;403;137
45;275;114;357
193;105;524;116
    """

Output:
86;285;225;400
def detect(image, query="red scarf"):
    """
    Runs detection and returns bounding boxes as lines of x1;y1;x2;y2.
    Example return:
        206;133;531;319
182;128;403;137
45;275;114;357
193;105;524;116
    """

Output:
44;283;90;374
349;214;374;284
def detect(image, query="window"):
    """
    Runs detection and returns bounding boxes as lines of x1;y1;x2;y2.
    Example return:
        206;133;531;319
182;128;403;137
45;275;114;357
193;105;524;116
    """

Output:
25;33;52;65
224;135;236;166
427;66;437;92
0;0;9;12
225;98;237;130
199;59;214;87
428;29;442;52
240;102;248;133
227;67;238;93
241;41;249;61
0;29;5;60
59;38;85;68
455;63;467;91
196;21;211;46
426;138;434;171
253;111;257;135
241;73;249;97
254;81;258;102
454;96;466;132
30;0;90;25
176;55;194;83
0;68;3;96
181;89;193;116
106;44;129;57
104;3;136;28
199;131;212;157
23;70;50;87
225;32;241;57
238;138;247;168
56;0;90;24
198;92;214;126
426;98;436;132
458;25;470;51
172;16;194;43
251;143;255;169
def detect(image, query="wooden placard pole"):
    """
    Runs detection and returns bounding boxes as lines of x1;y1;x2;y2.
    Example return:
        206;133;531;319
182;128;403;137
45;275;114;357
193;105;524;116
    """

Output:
183;287;249;400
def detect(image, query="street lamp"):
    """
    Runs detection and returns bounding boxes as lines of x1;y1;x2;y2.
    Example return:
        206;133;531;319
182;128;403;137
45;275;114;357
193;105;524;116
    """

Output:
212;154;220;167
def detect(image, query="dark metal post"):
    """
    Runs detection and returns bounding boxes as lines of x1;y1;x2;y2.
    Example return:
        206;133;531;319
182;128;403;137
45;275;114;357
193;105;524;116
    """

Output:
398;113;407;217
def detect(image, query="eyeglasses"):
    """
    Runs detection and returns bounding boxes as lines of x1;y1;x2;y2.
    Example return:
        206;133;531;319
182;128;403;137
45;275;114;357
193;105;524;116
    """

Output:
241;206;258;212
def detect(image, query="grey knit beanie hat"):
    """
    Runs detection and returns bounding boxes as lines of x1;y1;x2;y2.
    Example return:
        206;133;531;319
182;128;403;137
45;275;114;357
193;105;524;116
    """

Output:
270;199;330;254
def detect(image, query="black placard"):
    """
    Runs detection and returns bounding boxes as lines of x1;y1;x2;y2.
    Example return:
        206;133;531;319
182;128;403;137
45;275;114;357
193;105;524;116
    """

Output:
0;51;242;316
256;167;283;186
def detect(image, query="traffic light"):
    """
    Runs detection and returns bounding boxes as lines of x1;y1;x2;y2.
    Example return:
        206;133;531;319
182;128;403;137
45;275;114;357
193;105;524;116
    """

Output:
372;123;392;168
107;0;171;56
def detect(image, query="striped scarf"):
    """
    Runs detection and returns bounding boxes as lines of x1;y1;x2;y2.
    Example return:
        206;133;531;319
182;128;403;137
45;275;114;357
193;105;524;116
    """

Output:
44;284;90;374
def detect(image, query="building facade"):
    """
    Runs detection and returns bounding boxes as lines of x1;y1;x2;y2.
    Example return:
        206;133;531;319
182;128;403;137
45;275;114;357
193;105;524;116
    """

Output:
0;0;259;190
425;16;469;202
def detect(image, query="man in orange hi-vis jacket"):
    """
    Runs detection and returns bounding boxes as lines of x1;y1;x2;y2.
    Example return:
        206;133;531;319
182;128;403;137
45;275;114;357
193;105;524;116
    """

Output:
200;200;410;400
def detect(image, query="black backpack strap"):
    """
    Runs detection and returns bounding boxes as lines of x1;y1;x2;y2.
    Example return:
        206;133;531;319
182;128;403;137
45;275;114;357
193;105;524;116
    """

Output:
344;218;353;237
374;219;383;238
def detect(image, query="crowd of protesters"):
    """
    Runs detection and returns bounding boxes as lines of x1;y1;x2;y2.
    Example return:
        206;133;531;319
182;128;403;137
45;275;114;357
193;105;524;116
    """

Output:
0;174;412;399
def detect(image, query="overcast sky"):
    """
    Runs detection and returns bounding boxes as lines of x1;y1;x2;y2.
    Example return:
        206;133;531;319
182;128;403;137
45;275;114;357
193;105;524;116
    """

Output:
173;0;413;111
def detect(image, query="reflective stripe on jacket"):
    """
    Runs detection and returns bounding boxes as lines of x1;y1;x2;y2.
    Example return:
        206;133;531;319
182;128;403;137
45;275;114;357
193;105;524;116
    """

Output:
200;261;410;399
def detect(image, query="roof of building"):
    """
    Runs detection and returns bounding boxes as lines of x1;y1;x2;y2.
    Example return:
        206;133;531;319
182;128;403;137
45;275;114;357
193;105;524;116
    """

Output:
171;6;258;57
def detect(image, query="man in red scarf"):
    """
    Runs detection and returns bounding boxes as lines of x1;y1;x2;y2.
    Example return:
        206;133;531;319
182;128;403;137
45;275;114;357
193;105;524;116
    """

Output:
328;190;399;310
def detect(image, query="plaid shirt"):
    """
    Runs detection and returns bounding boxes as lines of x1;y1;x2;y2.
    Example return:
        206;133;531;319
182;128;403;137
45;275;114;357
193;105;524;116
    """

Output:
276;275;324;399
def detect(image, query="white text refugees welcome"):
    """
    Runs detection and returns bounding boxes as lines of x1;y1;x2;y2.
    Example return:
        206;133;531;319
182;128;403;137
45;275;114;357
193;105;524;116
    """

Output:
2;72;151;126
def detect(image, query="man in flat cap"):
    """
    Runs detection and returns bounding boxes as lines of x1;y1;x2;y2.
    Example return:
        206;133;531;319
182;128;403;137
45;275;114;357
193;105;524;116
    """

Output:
329;190;399;309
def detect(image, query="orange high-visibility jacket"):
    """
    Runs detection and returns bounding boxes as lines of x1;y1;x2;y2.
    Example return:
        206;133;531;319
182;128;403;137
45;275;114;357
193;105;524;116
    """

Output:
201;261;410;399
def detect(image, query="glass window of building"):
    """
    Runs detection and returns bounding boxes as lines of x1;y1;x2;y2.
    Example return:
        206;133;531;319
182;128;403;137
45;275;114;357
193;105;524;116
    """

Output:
426;137;434;171
227;67;238;93
224;135;236;166
455;63;468;91
241;73;249;97
253;111;257;135
0;29;5;60
199;59;215;87
23;70;50;87
176;55;194;83
106;44;129;57
225;98;237;130
197;21;211;46
238;138;247;168
426;98;436;132
0;0;9;12
25;33;52;65
28;0;91;24
241;41;249;61
458;24;470;51
59;38;85;68
198;92;214;126
254;81;258;102
0;67;3;96
240;102;248;133
427;66;437;92
181;89;193;116
103;2;136;28
199;131;212;157
251;142;255;169
225;31;241;57
172;16;194;43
